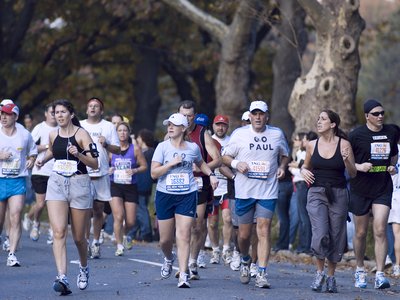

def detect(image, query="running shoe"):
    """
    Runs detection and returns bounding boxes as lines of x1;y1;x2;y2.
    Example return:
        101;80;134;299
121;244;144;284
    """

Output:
77;265;89;290
222;249;232;265
161;252;175;279
177;272;190;288
250;263;258;278
115;247;124;257
7;252;20;267
2;236;10;252
90;243;101;259
210;250;220;264
230;250;241;271
47;228;54;245
326;276;337;293
22;213;32;231
53;275;72;295
255;270;270;288
392;265;400;278
354;270;367;288
189;262;200;280
123;235;133;250
311;271;325;292
374;272;390;289
99;229;104;245
30;223;40;241
197;250;207;268
240;259;250;284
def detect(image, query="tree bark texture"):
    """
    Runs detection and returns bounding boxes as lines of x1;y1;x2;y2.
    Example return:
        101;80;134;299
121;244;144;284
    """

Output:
289;0;365;133
270;0;307;139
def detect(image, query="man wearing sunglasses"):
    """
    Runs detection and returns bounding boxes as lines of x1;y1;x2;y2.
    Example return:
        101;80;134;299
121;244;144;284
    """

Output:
349;99;398;290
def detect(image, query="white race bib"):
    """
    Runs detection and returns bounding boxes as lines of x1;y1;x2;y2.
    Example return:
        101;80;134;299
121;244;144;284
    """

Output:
53;160;78;177
2;159;21;176
370;142;390;160
166;173;190;192
114;169;131;185
248;160;270;180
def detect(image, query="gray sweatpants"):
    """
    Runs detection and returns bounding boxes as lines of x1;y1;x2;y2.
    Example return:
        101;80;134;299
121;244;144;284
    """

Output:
306;186;349;263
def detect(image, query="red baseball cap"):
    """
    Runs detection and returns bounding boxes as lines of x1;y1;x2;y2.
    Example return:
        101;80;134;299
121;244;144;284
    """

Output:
213;115;229;125
0;103;19;117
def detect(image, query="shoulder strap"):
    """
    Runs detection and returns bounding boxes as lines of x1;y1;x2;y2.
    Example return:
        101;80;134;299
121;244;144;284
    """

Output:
200;126;209;162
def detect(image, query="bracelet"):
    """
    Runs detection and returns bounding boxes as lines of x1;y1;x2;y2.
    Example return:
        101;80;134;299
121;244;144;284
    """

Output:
231;174;236;180
209;172;216;177
231;160;239;169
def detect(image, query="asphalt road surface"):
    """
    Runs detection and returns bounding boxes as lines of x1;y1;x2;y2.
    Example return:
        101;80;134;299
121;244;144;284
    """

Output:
1;227;400;300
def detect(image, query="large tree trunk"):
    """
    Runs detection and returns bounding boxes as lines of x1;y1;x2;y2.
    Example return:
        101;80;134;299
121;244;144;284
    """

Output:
270;0;307;138
289;0;365;133
133;47;162;132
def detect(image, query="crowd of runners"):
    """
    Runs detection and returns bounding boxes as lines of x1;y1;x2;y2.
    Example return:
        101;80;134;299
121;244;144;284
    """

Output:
0;97;399;295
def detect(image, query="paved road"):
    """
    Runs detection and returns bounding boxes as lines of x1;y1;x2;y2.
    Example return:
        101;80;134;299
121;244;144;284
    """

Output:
1;227;399;300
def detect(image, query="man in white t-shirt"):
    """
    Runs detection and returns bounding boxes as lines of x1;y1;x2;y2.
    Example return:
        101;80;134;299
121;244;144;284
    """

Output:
208;115;235;265
22;103;58;243
0;103;37;267
222;100;289;288
81;97;120;258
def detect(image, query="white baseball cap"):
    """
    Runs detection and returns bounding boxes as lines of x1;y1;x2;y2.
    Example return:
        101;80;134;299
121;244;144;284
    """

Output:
1;99;14;106
241;111;250;121
249;101;268;113
163;113;188;127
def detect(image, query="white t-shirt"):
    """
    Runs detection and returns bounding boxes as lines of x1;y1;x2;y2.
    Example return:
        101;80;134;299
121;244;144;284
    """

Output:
212;134;230;196
152;139;202;195
223;125;289;200
80;119;120;177
0;126;37;178
31;121;58;176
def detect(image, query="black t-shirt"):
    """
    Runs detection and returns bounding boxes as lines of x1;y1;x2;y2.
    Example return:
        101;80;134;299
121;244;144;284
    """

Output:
349;124;398;198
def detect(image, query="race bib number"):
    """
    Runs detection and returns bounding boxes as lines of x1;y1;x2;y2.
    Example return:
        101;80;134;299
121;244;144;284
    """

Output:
248;160;270;180
53;160;78;177
370;142;390;160
195;176;203;191
166;173;190;192
114;169;131;184
2;159;21;176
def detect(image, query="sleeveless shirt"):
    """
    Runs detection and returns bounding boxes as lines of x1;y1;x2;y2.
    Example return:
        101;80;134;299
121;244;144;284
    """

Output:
52;128;88;175
110;143;137;184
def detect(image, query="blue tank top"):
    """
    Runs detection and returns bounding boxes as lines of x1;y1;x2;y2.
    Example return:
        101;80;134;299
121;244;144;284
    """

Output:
110;143;137;184
52;128;88;175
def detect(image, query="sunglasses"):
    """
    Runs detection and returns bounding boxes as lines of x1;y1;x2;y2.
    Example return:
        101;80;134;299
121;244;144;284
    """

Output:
369;111;385;117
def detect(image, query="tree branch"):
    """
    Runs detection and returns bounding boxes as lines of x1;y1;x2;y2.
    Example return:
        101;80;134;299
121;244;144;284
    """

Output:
297;0;330;33
161;0;229;42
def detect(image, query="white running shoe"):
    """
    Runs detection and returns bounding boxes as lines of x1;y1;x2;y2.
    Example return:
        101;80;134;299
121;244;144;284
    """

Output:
22;213;32;231
2;236;10;252
197;250;207;268
47;228;54;245
90;243;101;259
177;272;190;288
77;266;89;290
210;250;220;264
7;252;20;267
30;223;40;241
250;263;258;278
230;250;241;271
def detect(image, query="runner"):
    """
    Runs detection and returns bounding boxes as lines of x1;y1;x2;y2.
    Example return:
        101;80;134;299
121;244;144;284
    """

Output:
152;113;218;288
35;99;98;295
349;99;398;290
178;100;221;279
301;109;356;293
222;100;290;288
209;115;234;265
23;103;57;244
0;103;37;266
81;97;120;259
109;122;147;256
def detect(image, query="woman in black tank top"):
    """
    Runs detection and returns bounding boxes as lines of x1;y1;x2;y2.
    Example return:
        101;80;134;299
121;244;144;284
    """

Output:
300;110;356;293
35;99;98;295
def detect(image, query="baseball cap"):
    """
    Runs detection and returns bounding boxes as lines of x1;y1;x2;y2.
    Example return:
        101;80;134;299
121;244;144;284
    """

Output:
363;99;382;113
213;114;229;125
195;113;209;127
87;97;104;109
241;111;250;121
163;113;188;127
1;99;14;106
0;103;19;117
249;101;268;113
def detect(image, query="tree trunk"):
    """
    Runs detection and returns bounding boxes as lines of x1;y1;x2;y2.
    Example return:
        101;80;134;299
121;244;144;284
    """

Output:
289;0;365;133
133;47;162;132
270;0;307;139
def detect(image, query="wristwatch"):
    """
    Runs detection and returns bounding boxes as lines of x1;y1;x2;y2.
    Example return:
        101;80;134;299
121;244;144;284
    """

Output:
209;172;216;177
